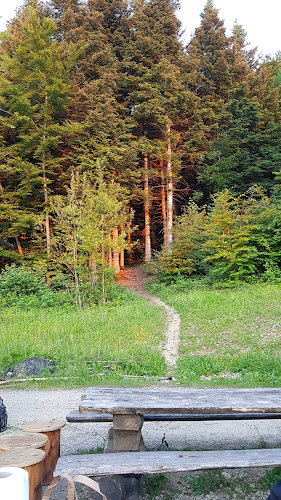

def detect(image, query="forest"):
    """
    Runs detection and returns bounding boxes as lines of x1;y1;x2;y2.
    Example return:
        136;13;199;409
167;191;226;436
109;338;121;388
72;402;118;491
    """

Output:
1;0;281;305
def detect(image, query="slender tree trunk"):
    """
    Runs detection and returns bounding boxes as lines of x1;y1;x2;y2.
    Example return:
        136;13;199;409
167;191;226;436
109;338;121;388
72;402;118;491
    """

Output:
42;146;51;261
160;159;167;250
127;229;132;265
144;153;151;261
91;256;97;285
112;227;120;273
166;117;173;249
0;179;24;255
101;227;105;265
15;237;24;256
127;207;133;264
108;243;112;267
73;224;82;308
120;248;125;270
43;92;51;259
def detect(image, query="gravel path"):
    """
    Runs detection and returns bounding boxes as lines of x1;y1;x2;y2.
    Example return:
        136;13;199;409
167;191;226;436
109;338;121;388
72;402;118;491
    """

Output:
118;266;180;372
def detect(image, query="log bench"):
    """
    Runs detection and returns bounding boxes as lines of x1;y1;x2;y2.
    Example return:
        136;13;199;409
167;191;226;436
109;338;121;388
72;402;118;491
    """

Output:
56;448;281;477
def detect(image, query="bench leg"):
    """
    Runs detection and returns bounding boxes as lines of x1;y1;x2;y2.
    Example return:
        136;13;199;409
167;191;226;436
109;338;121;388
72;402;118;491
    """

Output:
105;414;145;452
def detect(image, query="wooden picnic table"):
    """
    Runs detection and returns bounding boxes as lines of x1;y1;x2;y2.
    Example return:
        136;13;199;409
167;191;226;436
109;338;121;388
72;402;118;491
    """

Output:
79;387;281;452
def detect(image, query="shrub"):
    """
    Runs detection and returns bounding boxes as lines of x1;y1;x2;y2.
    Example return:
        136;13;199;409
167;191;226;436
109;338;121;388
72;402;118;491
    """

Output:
0;265;72;309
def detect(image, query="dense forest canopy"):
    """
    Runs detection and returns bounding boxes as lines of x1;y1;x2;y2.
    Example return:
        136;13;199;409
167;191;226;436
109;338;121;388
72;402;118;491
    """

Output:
1;0;281;297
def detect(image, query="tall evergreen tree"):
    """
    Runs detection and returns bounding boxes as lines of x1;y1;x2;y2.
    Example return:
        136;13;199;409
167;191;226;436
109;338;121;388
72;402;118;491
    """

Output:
0;3;71;259
119;0;188;255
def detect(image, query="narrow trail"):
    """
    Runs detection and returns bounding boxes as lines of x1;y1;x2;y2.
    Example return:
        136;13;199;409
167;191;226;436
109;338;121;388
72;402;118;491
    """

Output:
118;266;181;373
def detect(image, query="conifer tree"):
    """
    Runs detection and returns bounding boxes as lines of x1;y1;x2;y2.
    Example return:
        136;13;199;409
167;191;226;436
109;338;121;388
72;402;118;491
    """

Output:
120;0;187;255
0;3;71;260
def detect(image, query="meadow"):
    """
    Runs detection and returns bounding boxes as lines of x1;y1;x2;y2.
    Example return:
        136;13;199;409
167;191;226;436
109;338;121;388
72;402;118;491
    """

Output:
1;278;281;388
0;293;166;386
148;280;281;387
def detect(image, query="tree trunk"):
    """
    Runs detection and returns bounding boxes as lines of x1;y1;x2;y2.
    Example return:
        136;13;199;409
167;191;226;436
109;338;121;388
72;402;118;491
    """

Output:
112;227;120;273
0;179;24;255
127;229;133;265
120;248;124;270
160;159;167;250
166;118;173;249
144;153;151;261
101;227;105;266
73;224;82;308
15;237;24;256
42;151;51;258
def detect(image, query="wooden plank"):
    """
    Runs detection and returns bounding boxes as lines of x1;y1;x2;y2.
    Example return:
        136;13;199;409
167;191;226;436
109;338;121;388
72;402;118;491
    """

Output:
55;448;281;477
80;388;281;414
67;411;113;422
67;410;281;423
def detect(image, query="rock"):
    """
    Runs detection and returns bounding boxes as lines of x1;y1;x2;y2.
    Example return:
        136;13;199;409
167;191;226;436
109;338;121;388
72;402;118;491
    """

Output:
221;471;231;482
87;475;126;499
124;476;141;500
5;357;56;378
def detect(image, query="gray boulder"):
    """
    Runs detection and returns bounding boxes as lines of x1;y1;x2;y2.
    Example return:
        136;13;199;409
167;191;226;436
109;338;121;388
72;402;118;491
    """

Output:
5;357;56;378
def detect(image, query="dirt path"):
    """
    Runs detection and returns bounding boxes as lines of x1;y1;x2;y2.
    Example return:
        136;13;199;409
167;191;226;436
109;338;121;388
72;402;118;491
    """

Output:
118;266;180;373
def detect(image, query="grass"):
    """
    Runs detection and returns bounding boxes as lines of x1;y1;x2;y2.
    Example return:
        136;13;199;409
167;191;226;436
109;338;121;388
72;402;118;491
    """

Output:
0;292;166;387
147;280;281;387
140;468;280;499
2;276;281;388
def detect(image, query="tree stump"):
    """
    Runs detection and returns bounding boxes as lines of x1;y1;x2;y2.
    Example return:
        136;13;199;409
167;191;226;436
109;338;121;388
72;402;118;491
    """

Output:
0;448;45;500
22;419;65;485
0;431;48;452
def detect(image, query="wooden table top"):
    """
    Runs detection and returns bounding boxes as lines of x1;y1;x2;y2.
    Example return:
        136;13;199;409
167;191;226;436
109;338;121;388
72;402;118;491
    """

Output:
79;387;281;415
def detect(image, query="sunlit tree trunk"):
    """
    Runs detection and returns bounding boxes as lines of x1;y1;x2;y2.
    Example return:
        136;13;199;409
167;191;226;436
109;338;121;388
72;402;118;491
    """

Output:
108;246;112;267
120;248;125;270
112;227;120;273
166;117;173;249
101;227;105;265
144;153;151;261
160;158;167;250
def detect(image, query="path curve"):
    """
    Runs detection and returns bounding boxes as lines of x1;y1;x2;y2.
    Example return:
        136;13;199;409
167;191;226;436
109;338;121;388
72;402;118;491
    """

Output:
118;266;181;372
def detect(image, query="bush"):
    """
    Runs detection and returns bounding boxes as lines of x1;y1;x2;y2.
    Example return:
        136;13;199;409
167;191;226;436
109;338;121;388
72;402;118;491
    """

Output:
157;187;281;285
0;265;73;309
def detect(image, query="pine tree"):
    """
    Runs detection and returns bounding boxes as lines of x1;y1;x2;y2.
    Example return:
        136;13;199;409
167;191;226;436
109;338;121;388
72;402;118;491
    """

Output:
0;3;72;260
182;1;242;201
120;0;187;255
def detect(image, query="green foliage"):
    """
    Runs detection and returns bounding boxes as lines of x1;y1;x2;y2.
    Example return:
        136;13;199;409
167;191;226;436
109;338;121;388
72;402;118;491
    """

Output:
149;280;281;387
49;171;133;306
186;471;227;495
158;187;281;284
159;203;208;276
0;265;72;309
259;468;281;491
201;86;281;195
140;474;168;499
0;293;166;381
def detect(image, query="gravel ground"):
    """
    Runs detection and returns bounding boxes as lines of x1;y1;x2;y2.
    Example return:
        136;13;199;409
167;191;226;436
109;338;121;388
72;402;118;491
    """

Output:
1;388;280;499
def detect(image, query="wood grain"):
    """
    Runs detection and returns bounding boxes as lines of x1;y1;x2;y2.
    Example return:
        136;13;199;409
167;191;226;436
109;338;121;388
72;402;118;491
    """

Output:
80;387;281;414
55;448;281;476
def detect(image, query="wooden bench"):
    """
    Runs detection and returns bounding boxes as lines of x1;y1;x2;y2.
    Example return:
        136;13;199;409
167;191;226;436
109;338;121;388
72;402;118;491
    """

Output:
77;387;281;452
55;448;281;480
67;409;281;423
62;388;281;498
